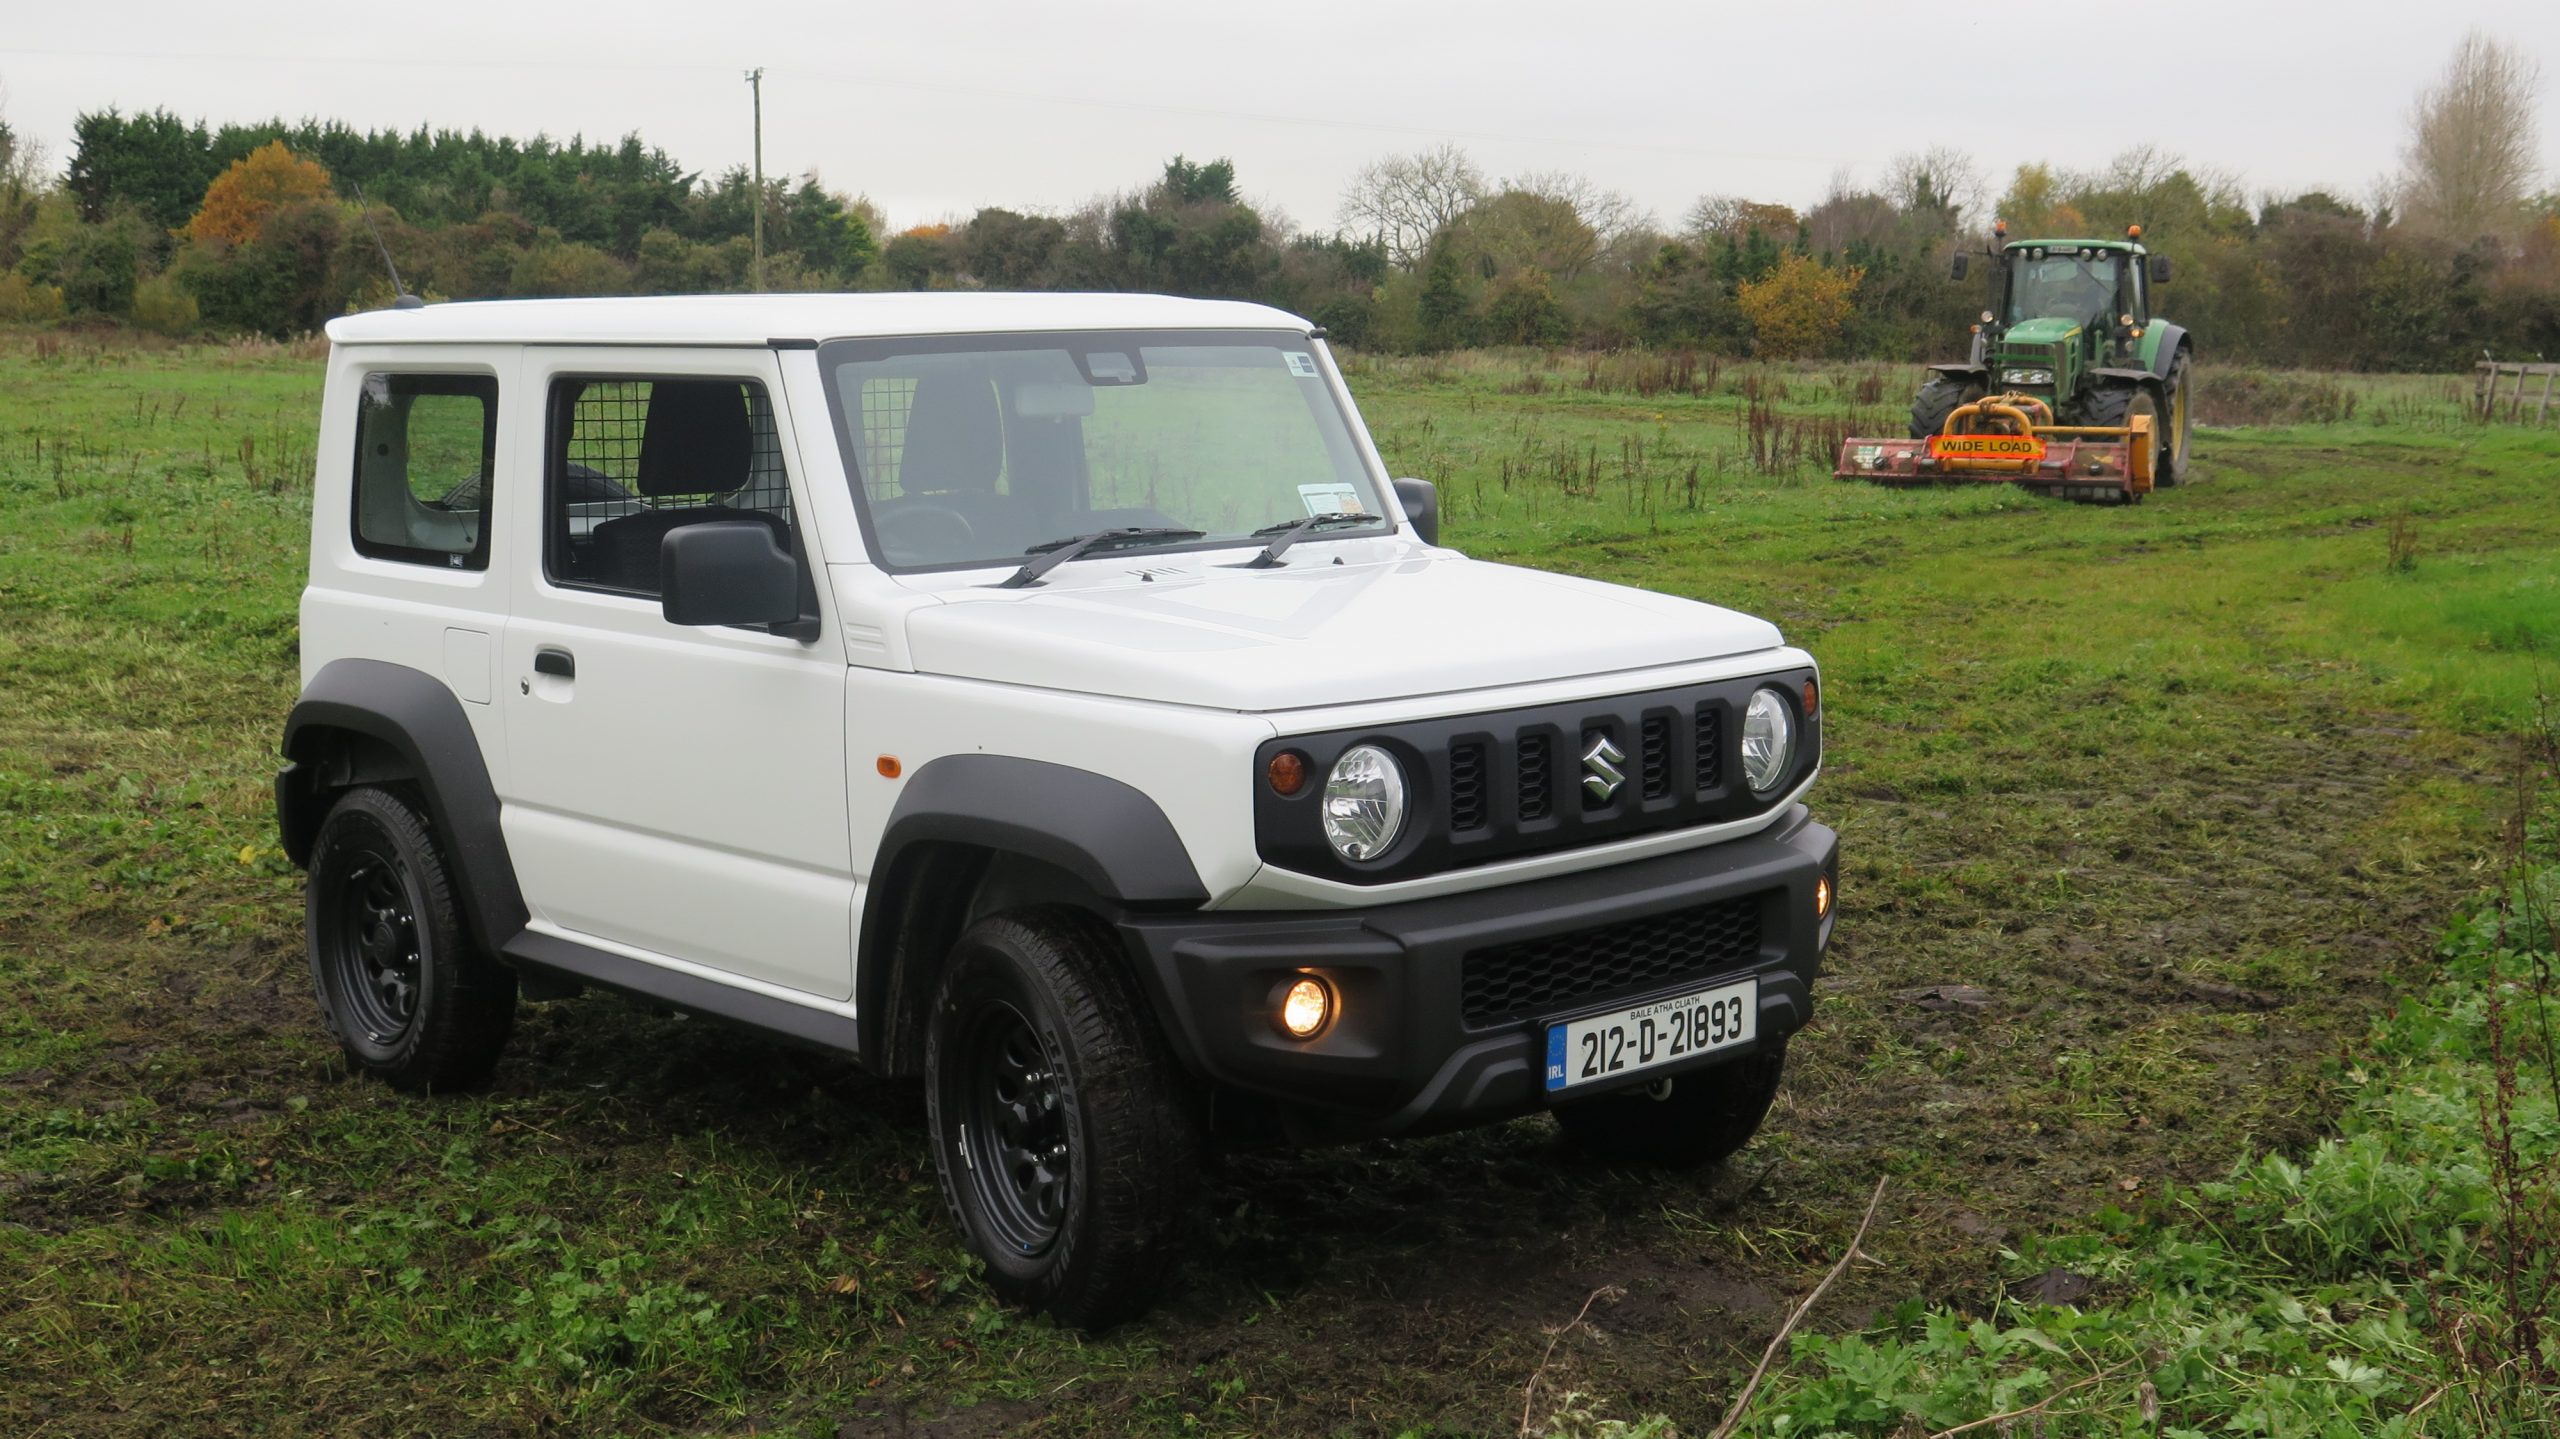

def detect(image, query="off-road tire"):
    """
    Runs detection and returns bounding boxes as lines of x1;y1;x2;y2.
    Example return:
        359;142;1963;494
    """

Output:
1553;1041;1787;1169
1909;374;1986;439
2159;349;2195;485
2078;381;2166;488
306;786;517;1092
925;907;1200;1328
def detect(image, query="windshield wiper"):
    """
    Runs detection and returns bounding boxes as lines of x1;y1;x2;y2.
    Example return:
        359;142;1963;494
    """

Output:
1234;511;1386;568
996;527;1206;589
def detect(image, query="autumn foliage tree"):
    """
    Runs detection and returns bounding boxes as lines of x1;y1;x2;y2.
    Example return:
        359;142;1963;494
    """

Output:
1737;253;1863;359
181;141;334;245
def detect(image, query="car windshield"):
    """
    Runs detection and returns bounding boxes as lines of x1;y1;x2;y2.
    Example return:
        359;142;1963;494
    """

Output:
2005;251;2120;327
818;329;1389;572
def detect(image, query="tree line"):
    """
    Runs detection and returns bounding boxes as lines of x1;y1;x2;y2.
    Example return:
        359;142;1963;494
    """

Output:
0;32;2551;370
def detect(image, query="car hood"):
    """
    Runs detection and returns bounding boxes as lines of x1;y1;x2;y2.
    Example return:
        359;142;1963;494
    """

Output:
896;545;1787;711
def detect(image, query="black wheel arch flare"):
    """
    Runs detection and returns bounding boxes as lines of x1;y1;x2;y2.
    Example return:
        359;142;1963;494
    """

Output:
857;754;1210;1074
277;658;530;957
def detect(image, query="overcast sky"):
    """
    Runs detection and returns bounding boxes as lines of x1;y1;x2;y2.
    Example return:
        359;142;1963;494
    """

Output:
7;2;2558;235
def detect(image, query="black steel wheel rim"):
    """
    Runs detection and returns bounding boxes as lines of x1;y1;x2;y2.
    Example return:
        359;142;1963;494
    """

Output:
327;847;423;1045
955;1001;1070;1257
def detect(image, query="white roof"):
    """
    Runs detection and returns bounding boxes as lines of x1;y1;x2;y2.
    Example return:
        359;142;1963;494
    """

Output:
324;292;1312;347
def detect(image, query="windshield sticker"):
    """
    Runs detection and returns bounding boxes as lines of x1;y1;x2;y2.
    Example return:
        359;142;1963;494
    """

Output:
1297;482;1363;516
1285;352;1320;379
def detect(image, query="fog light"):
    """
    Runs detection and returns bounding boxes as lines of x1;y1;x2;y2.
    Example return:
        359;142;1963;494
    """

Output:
1815;873;1834;919
1277;976;1332;1039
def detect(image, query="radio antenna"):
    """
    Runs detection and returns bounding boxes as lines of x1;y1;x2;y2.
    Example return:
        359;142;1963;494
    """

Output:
353;184;424;310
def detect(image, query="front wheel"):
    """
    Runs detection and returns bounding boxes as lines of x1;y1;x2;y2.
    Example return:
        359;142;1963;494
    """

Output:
2079;382;2166;487
925;909;1199;1327
306;786;517;1092
1553;1042;1787;1168
1909;374;1986;439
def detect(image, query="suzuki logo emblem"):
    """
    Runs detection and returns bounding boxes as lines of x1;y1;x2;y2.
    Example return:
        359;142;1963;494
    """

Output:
1582;732;1627;803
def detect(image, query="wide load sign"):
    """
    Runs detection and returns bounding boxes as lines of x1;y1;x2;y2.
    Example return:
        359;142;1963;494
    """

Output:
1925;433;2047;463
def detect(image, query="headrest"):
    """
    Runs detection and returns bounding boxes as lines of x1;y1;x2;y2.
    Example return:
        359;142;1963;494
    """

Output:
634;381;751;499
897;371;1004;495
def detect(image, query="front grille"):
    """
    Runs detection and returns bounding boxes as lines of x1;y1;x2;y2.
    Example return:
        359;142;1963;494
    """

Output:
1449;741;1489;832
1251;667;1815;884
1460;894;1765;1028
1694;702;1724;791
1517;733;1553;822
1640;713;1673;800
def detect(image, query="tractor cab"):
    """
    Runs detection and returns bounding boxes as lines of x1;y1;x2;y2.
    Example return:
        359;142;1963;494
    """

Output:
2004;243;2134;330
1974;228;2172;384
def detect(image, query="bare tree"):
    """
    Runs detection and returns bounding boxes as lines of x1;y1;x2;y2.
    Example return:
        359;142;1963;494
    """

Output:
2399;30;2544;242
1503;169;1654;248
1682;194;1746;242
1337;143;1484;269
1682;194;1800;244
0;89;50;270
1881;146;1987;227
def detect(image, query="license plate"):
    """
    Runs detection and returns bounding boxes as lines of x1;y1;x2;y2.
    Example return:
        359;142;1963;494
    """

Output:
1544;978;1757;1092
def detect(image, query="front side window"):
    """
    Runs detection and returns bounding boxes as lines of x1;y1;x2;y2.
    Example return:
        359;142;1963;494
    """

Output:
819;330;1389;572
543;376;797;598
2004;251;2122;327
351;373;497;569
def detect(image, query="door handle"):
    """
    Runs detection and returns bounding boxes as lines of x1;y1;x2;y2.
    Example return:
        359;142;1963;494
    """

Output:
534;648;575;680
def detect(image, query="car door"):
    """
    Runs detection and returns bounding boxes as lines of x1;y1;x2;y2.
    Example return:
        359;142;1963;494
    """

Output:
497;347;854;999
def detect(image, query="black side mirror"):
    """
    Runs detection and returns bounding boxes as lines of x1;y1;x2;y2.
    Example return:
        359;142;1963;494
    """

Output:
1949;253;1970;281
1392;477;1439;547
661;522;800;628
2147;254;2172;284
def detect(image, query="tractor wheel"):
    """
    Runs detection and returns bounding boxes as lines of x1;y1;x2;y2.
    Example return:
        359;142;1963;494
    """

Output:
2080;382;2166;483
1909;374;1985;439
2159;350;2195;486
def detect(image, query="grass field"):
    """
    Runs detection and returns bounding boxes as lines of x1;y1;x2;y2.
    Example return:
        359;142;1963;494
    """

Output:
2;331;2556;1436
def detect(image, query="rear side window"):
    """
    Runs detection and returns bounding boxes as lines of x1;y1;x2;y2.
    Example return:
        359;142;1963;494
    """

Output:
351;373;498;569
543;377;797;598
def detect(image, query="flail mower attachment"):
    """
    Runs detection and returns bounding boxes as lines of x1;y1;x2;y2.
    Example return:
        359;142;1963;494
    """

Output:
1834;392;2156;504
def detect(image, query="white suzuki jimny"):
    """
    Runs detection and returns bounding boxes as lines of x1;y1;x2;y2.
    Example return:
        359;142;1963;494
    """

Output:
277;294;1836;1324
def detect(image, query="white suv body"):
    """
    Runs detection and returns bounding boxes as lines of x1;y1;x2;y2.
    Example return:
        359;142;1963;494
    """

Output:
279;294;1836;1323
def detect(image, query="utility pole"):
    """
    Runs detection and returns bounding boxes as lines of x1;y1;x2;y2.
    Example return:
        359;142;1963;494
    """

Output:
745;67;765;292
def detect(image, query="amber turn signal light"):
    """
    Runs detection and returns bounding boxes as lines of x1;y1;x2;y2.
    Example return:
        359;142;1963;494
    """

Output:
876;755;902;779
1267;751;1308;796
1802;677;1819;715
1815;873;1834;920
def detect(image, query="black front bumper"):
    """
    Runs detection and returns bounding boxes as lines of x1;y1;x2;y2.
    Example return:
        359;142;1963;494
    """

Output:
1116;806;1837;1139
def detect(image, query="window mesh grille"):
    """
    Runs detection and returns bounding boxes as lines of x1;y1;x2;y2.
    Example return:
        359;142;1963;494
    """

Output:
564;381;649;490
558;380;793;518
856;377;919;500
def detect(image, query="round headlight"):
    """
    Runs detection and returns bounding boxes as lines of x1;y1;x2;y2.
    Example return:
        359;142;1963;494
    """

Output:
1742;689;1796;794
1322;744;1408;861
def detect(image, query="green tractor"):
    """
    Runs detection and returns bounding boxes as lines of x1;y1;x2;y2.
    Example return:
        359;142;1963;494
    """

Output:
1911;224;2195;486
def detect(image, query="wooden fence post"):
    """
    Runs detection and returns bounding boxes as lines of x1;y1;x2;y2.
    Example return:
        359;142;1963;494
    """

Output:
2468;360;2556;425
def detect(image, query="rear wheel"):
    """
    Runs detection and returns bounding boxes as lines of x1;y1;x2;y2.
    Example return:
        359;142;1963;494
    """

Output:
2159;350;2195;485
306;786;516;1092
1909;374;1986;439
1554;1041;1787;1169
925;908;1199;1327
